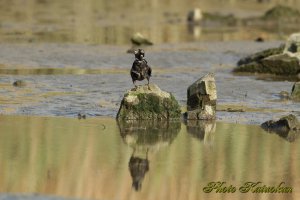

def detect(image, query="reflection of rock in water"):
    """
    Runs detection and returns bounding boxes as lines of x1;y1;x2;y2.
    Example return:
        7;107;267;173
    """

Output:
261;114;300;142
117;120;181;150
187;24;202;40
118;120;180;191
129;150;149;191
185;120;216;144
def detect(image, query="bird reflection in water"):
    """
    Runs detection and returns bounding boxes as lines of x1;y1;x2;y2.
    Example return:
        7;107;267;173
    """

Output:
117;119;181;191
128;148;149;191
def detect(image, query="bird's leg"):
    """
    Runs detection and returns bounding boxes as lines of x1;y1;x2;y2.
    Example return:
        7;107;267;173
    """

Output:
147;78;151;90
132;80;137;90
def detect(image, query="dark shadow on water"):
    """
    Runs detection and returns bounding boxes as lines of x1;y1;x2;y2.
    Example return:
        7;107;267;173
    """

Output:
185;120;216;144
117;120;181;191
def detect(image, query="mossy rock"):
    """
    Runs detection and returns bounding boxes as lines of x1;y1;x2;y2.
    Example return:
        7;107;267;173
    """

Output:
236;45;284;66
117;84;181;120
263;5;300;20
234;42;300;76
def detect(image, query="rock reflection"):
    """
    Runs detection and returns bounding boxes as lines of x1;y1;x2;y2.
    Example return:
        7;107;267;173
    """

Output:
262;128;300;142
118;120;181;191
261;115;300;142
118;120;181;149
185;120;216;144
187;24;202;40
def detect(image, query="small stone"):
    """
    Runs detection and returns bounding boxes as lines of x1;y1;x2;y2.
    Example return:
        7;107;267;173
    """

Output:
291;82;300;101
131;32;153;46
255;37;264;42
279;91;290;99
186;73;217;120
77;113;86;119
13;80;26;87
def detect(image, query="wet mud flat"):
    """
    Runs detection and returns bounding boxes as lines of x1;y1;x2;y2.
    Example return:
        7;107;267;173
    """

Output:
0;41;299;124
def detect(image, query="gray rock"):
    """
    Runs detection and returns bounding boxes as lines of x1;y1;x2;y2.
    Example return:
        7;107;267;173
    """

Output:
116;84;181;120
283;33;300;55
261;114;300;142
186;73;217;120
236;45;284;66
291;82;300;101
131;32;153;46
234;33;300;76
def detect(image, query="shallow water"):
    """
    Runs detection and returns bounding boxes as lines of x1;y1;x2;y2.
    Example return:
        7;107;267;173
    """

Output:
0;0;300;45
0;115;299;200
0;42;299;124
0;116;300;199
0;0;300;124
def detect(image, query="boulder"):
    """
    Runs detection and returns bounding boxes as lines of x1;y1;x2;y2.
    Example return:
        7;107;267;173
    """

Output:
116;84;181;121
131;32;153;46
186;73;217;120
291;82;300;101
262;5;300;21
261;114;300;142
234;33;300;76
236;45;284;66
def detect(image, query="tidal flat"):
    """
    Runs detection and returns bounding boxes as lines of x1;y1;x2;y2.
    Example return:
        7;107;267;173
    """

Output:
1;0;300;199
0;41;298;124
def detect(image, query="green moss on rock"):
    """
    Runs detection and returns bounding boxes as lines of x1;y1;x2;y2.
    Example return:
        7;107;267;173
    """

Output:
117;84;181;120
236;45;284;66
263;5;300;20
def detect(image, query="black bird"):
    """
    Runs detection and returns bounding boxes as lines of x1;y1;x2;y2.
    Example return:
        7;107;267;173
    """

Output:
130;49;152;89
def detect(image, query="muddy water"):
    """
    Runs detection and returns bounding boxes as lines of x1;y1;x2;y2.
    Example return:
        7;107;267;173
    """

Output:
0;1;300;200
0;115;299;200
0;0;299;44
0;42;299;124
0;0;299;123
